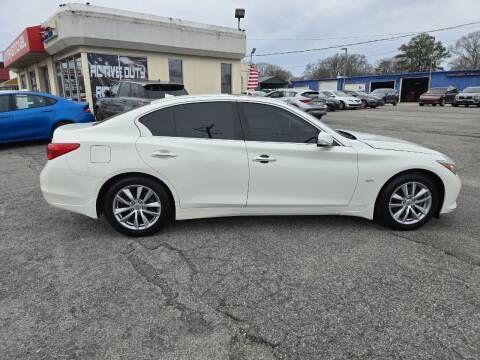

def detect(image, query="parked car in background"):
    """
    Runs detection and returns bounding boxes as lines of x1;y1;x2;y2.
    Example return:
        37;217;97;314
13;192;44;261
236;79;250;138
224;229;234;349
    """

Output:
94;80;188;120
0;90;94;144
265;89;327;118
40;95;461;237
370;88;399;105
244;90;266;97
343;89;383;108
453;87;480;107
321;90;362;110
317;92;341;111
419;87;458;106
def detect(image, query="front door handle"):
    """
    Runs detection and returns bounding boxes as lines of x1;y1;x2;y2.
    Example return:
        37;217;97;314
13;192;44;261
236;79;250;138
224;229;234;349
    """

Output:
151;150;177;158
253;154;276;164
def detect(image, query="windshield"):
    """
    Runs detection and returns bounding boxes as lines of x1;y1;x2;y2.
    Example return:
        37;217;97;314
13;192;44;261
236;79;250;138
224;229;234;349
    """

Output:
425;88;447;94
334;91;347;96
371;89;386;95
463;87;480;93
144;84;188;99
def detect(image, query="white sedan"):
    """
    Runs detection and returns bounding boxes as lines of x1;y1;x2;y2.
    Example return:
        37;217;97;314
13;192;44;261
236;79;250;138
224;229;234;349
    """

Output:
40;95;461;237
321;90;362;109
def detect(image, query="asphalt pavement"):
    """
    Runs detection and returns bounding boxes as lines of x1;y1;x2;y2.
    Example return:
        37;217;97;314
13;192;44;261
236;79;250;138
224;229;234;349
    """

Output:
1;103;479;359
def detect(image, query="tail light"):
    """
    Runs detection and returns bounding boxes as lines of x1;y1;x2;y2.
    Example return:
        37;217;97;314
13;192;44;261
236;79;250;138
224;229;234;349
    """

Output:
47;143;80;160
299;98;313;103
83;105;91;113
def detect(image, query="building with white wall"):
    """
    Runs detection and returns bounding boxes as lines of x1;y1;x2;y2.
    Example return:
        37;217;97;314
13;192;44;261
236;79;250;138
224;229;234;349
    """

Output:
3;3;246;108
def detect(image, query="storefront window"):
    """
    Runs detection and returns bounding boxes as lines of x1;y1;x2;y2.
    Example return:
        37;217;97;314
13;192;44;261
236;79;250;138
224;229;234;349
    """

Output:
221;63;232;94
29;70;38;91
55;54;86;102
20;73;27;89
41;66;50;93
168;59;183;84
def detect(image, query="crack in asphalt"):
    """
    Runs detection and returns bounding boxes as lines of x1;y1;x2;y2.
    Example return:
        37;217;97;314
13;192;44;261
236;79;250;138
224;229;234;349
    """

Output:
390;232;480;268
125;245;280;358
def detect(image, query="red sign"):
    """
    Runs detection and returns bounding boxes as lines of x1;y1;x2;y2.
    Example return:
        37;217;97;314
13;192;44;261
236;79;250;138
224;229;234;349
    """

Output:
2;26;45;68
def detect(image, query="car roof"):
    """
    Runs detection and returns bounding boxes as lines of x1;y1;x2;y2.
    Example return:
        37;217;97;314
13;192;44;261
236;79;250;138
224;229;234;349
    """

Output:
0;90;60;98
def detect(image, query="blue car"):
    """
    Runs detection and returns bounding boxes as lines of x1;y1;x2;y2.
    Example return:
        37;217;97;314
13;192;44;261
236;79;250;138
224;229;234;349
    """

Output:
0;91;94;144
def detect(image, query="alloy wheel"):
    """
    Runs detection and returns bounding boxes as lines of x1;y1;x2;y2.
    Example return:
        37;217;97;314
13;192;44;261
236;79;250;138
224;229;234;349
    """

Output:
388;181;432;225
113;185;161;230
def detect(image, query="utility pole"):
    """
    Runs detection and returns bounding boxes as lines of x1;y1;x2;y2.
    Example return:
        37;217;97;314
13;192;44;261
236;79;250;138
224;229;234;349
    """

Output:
250;48;256;64
429;35;435;89
341;47;348;90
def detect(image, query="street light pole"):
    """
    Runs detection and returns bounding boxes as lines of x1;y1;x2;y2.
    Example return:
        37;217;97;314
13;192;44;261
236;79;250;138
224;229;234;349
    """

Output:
341;47;348;89
250;48;256;64
429;35;435;89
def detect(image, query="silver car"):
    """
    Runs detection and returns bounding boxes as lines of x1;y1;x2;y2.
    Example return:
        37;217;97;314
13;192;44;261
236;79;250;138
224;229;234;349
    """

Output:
265;89;328;118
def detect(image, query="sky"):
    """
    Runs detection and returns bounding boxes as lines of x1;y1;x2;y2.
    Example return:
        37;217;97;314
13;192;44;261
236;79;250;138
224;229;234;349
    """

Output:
1;0;480;76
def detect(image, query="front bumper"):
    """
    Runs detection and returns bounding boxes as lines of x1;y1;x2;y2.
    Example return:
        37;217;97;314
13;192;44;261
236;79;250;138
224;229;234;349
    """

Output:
439;172;462;216
419;98;442;104
455;99;480;105
345;102;362;109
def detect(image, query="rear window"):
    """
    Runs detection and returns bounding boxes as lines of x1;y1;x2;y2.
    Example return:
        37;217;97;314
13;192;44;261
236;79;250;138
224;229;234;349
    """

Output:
302;91;319;99
144;84;188;99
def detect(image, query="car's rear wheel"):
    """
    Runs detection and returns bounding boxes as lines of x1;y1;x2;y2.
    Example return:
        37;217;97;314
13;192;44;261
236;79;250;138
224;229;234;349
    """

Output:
419;103;424;106
104;176;173;236
375;173;439;230
361;100;367;109
439;99;445;106
339;101;346;110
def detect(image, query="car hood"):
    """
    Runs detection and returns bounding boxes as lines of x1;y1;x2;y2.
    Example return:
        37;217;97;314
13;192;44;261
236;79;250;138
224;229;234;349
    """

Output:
420;94;442;99
337;129;442;155
457;92;480;96
336;96;360;102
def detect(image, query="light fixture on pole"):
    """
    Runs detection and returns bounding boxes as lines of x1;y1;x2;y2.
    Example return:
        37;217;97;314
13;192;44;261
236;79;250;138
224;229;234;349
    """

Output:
250;48;256;64
235;8;245;31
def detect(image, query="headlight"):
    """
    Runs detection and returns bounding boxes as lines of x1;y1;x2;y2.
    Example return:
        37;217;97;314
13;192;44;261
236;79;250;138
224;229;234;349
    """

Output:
474;95;480;100
437;160;457;174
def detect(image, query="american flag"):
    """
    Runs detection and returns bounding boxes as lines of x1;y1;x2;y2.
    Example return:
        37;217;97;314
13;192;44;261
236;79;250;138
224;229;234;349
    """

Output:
247;64;259;90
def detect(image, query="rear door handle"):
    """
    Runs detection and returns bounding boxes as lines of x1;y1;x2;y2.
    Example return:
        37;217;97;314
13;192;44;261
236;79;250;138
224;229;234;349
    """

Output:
151;150;177;158
253;155;276;163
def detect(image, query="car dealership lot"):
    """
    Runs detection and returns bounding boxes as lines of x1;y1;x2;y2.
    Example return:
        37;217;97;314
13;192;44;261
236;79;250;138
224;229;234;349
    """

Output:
1;104;479;359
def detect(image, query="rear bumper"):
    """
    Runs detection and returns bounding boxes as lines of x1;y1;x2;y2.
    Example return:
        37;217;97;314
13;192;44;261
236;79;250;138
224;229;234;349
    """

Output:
40;162;101;219
419;99;441;104
345;103;362;109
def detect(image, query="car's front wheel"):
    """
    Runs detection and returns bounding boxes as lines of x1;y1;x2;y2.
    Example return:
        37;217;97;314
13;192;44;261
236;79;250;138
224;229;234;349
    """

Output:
375;173;439;230
104;176;173;236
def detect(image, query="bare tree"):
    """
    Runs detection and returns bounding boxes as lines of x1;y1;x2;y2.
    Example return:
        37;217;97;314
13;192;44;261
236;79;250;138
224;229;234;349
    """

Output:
255;62;292;81
375;58;401;74
304;53;373;79
450;31;480;70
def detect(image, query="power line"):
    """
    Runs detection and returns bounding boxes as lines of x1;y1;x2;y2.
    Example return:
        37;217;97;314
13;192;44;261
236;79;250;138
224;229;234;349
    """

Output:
254;21;480;57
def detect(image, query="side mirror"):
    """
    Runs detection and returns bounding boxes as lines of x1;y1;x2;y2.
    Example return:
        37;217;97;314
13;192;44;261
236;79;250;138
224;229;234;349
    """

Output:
317;132;334;147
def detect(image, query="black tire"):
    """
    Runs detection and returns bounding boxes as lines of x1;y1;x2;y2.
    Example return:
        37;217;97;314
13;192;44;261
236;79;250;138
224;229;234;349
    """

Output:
374;172;440;231
419;103;424;106
465;104;469;107
432;104;437;107
103;176;174;237
392;101;398;106
439;99;445;106
453;103;459;107
339;101;346;110
361;100;367;109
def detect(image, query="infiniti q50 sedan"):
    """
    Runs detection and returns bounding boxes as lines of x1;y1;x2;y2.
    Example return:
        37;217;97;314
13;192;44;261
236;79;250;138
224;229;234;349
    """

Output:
40;95;461;237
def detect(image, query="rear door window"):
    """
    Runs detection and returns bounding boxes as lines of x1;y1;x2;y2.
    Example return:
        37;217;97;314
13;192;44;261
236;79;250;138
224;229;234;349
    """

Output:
13;94;53;110
139;101;242;140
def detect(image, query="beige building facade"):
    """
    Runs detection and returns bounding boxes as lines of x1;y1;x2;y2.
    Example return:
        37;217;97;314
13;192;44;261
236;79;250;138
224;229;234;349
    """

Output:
6;3;246;110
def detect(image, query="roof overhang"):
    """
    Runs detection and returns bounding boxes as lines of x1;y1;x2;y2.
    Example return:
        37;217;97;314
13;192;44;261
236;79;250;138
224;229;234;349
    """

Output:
42;4;246;60
2;26;47;71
